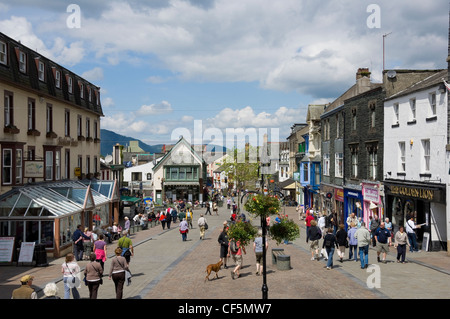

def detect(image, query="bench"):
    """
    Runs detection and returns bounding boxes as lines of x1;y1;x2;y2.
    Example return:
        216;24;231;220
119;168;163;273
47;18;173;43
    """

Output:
272;248;291;271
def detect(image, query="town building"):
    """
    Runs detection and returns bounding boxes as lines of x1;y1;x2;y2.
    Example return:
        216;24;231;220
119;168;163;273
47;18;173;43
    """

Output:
152;137;207;204
0;32;118;258
320;68;380;223
383;69;448;251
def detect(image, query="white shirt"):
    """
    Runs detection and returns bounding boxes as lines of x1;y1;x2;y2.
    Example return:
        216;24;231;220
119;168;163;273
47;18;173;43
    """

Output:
405;219;416;234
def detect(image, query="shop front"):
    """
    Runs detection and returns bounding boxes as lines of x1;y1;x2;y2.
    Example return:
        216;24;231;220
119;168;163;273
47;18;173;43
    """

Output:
0;180;117;259
344;185;363;230
362;181;383;226
384;180;446;251
319;183;344;224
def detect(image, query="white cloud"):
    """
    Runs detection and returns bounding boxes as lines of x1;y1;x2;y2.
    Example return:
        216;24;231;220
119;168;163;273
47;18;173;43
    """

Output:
81;67;104;82
136;101;173;116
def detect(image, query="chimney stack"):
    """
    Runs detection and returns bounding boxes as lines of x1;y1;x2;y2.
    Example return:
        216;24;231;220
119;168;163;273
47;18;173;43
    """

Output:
356;68;371;80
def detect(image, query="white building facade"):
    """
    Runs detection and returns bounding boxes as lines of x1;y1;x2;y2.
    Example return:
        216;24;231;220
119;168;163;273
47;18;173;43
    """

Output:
383;70;448;251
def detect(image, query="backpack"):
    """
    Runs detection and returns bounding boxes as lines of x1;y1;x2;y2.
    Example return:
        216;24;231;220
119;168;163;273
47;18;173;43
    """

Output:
230;240;238;253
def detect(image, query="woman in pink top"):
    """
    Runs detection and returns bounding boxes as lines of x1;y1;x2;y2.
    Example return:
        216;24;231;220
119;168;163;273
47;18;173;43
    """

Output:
94;234;107;270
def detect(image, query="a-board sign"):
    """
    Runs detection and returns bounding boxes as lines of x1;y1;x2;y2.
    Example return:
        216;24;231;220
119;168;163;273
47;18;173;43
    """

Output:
18;242;35;263
0;237;15;262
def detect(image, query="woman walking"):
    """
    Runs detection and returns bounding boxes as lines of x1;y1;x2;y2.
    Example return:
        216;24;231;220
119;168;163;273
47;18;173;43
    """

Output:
394;226;410;263
109;247;129;299
335;224;348;263
218;223;229;268
322;228;338;270
84;252;103;299
61;253;81;299
94;233;107;270
179;218;189;241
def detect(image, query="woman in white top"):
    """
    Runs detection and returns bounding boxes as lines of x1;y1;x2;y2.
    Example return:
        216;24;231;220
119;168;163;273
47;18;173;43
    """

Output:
61;252;81;299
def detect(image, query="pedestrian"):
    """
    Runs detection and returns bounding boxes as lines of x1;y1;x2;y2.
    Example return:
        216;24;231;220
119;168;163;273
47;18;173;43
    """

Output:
307;220;322;261
322;228;338;270
385;217;393;241
94;233;107;270
61;252;81;299
109;247;129;299
43;282;60;299
354;221;371;269
335;224;348;263
369;215;380;247
160;212;167;230
405;214;421;253
118;230;134;264
218;224;229;269
346;213;358;230
375;222;391;263
305;211;315;242
205;201;212;215
318;213;326;236
347;222;358;262
124;216;130;233
186;208;193;229
84;252;103;299
394;226;410;263
11;275;37;299
72;224;91;261
253;229;268;276
171;207;178;223
213;201;218;215
165;211;172;229
229;238;246;279
198;213;207;240
83;227;93;260
179;218;189;241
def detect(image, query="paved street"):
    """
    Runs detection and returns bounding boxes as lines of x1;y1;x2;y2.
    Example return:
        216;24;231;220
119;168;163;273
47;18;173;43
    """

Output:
1;205;450;302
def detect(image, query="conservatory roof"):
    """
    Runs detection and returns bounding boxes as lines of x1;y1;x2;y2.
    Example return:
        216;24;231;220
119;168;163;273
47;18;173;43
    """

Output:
0;180;112;218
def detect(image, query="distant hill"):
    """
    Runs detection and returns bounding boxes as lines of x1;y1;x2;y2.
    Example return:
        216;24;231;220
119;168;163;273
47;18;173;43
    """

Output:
100;129;165;156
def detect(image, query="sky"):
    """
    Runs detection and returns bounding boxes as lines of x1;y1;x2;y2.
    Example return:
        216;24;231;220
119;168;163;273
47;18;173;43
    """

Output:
0;0;448;147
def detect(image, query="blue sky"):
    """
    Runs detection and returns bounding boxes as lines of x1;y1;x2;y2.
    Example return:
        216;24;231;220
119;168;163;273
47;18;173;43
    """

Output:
0;0;448;146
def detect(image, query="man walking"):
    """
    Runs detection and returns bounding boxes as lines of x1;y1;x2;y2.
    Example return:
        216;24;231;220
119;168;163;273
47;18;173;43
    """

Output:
354;222;371;269
374;222;391;263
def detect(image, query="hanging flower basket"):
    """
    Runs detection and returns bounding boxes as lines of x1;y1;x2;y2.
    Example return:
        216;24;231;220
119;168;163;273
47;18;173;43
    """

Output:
270;218;300;245
244;193;281;218
227;220;258;247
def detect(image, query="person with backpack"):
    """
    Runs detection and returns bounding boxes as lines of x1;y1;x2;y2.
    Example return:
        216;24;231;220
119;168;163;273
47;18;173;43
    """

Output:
322;228;338;270
186;208;193;229
228;237;246;279
308;220;322;261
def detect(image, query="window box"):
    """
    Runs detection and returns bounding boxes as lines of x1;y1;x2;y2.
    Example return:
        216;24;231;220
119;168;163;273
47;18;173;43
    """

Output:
425;116;437;123
27;129;41;136
4;125;19;134
407;120;416;125
94;138;101;143
86;137;93;142
77;135;85;141
46;131;58;138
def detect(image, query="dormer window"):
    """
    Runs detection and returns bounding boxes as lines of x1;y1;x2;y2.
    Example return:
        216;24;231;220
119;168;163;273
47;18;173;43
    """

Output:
79;82;84;99
19;51;26;73
38;60;45;81
67;76;73;94
0;41;7;65
55;70;61;88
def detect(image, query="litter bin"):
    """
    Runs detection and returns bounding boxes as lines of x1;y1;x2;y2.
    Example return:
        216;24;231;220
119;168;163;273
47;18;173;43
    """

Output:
35;244;48;267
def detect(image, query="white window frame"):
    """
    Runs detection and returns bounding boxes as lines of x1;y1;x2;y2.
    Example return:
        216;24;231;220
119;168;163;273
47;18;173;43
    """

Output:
38;61;45;81
429;92;436;116
410;98;416;121
2;149;12;185
15;149;22;184
399;141;406;172
55;70;61;88
19;51;26;73
368;150;377;180
422;139;430;172
393;103;399;124
45;151;53;180
335;152;343;178
351;152;358;178
0;41;7;65
68;76;73;94
323;153;330;176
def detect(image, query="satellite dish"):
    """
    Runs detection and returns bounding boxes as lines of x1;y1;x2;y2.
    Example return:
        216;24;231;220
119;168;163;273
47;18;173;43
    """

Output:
387;70;397;79
105;155;113;164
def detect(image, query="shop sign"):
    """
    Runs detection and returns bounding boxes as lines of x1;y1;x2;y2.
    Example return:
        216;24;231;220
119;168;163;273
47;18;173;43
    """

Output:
363;184;379;203
389;185;435;201
334;188;344;202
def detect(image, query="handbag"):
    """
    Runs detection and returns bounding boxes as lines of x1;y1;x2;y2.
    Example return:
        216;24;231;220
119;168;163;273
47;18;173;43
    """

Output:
204;222;209;230
66;262;76;283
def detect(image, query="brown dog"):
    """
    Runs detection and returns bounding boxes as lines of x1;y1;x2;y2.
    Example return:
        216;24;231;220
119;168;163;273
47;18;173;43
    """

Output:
205;260;223;282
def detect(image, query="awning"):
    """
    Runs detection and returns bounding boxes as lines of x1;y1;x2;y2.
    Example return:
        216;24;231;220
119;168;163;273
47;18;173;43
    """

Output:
279;178;296;190
164;181;200;186
120;195;141;204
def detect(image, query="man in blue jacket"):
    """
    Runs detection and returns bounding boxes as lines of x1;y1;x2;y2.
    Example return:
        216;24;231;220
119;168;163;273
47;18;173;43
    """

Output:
374;222;391;263
72;224;91;261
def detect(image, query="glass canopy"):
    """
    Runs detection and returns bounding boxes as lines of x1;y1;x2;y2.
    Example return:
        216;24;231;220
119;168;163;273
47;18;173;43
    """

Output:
0;180;112;218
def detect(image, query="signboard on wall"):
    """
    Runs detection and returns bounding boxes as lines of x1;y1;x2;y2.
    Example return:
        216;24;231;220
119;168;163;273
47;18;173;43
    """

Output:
24;161;44;178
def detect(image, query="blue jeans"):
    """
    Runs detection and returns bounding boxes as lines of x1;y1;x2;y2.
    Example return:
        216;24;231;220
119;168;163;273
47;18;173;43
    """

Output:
63;277;80;299
407;232;419;252
349;244;358;261
326;247;335;268
359;245;369;268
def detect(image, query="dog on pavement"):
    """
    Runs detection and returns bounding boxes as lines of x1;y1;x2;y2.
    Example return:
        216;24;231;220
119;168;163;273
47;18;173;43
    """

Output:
205;260;223;282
